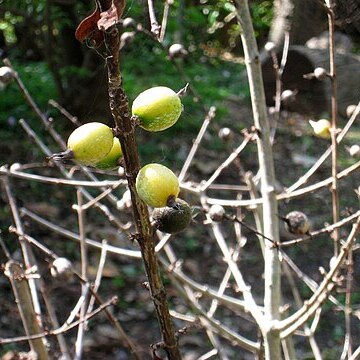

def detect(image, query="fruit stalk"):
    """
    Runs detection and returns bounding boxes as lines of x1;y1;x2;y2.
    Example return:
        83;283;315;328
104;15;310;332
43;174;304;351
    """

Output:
98;2;181;358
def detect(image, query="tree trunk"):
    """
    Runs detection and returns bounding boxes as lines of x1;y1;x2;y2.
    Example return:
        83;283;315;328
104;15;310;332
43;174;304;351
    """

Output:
269;0;327;46
262;46;360;116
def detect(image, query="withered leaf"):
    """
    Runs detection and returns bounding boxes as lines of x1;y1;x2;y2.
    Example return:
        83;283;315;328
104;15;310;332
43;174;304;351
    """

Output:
98;0;126;31
75;3;104;47
75;0;126;47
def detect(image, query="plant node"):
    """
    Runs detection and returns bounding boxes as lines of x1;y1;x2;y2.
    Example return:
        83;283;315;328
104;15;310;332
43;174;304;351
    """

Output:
47;149;74;163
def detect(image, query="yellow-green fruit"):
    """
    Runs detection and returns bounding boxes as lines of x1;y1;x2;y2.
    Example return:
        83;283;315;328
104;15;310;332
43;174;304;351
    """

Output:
136;163;180;207
95;137;123;169
67;122;114;165
309;119;331;139
152;199;192;234
132;86;182;132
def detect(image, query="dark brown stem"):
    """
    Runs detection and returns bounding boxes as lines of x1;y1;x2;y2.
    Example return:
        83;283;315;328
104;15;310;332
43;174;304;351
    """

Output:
325;0;340;256
98;2;181;358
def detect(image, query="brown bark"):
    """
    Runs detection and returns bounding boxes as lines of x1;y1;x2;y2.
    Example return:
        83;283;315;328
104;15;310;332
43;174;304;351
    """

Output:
97;1;181;358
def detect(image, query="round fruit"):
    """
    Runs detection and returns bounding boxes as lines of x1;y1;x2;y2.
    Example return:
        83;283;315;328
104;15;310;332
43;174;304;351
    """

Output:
95;137;123;169
67;122;114;165
208;204;226;222
152;199;192;234
283;211;310;236
132;86;182;132
309;119;331;139
0;66;15;85
51;257;73;281
313;67;328;81
136;163;180;208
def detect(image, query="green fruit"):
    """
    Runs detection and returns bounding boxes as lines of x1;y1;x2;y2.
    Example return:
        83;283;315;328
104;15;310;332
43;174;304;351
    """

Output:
152;199;192;234
67;122;114;165
95;137;123;169
136;163;180;207
132;86;182;132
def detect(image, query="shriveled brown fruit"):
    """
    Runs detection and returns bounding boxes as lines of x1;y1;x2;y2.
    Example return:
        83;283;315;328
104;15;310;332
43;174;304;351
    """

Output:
152;199;192;234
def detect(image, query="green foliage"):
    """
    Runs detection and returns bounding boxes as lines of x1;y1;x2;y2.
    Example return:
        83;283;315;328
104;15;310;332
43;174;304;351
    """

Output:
250;1;273;37
112;275;126;289
0;62;57;135
0;11;22;44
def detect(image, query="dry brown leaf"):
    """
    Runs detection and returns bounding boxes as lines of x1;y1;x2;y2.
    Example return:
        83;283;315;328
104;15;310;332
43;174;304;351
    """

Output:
98;0;126;31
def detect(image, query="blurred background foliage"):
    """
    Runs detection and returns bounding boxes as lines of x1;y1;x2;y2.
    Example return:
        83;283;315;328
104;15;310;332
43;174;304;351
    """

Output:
0;0;274;132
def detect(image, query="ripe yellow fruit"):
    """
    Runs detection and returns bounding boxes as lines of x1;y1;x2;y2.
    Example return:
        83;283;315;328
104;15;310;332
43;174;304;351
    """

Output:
132;86;182;132
136;163;180;207
67;122;114;165
95;137;123;169
309;119;331;139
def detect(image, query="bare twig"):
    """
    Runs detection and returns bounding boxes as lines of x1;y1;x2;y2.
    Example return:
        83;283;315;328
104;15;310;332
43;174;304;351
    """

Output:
4;261;49;359
282;251;344;311
200;136;251;192
279;210;360;248
324;0;340;256
21;207;140;258
207;246;241;318
74;190;89;360
86;239;108;316
206;160;360;207
277;216;360;337
178;106;216;183
48;99;81;126
168;266;261;353
267;31;290;143
0;165;126;188
211;222;265;327
0;296;118;345
233;2;281;356
147;0;161;38
283;262;322;360
159;0;172;42
1;176;48;358
340;245;354;359
286;100;360;193
160;255;252;312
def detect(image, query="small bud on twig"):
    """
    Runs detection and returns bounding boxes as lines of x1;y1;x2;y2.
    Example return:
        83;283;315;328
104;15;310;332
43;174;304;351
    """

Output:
281;211;311;236
122;17;136;28
313;67;328;80
169;43;188;60
208;204;226;222
51;257;73;281
264;42;276;53
346;144;360;157
346;104;357;118
218;127;234;142
0;66;15;85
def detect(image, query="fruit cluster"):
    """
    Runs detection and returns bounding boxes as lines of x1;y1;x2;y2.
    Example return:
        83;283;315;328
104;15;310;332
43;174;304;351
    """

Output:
50;86;191;234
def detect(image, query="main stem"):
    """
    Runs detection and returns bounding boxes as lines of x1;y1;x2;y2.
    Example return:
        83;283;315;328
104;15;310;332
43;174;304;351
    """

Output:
233;1;281;358
325;0;340;256
101;12;181;360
